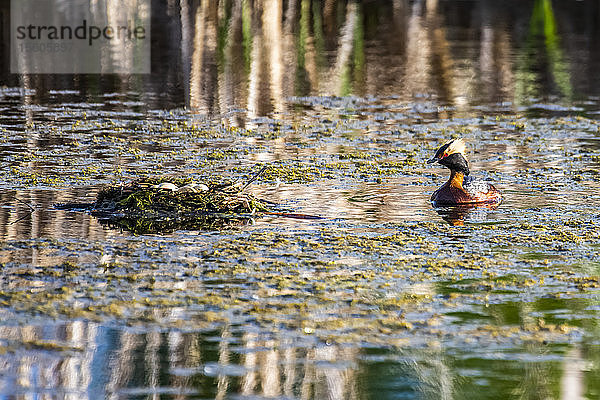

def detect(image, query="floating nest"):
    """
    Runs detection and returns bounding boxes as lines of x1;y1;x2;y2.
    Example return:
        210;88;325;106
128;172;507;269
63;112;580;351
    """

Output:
61;176;276;234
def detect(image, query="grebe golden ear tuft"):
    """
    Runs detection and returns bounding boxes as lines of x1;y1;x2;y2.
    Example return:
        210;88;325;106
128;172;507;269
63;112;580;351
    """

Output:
427;138;468;164
445;138;466;158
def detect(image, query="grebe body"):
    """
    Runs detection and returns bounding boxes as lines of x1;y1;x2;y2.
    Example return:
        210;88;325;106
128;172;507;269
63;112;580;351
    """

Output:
428;139;502;206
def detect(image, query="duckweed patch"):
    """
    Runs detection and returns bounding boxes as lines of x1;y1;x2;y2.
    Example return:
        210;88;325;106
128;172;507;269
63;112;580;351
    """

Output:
1;210;597;348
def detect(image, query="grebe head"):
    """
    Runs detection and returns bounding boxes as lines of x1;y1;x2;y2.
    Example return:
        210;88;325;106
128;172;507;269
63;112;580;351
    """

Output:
427;138;470;175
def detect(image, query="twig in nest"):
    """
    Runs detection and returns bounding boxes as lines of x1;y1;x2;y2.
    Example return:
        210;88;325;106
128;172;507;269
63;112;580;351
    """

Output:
240;165;268;192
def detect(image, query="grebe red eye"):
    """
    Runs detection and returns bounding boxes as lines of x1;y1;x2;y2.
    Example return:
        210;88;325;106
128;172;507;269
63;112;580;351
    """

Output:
441;153;448;159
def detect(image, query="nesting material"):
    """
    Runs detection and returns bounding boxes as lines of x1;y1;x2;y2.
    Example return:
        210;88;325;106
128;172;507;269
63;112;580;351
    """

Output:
90;177;273;233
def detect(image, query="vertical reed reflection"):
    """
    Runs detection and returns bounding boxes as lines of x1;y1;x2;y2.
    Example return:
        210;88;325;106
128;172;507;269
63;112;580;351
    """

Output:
515;0;573;102
180;0;591;119
0;305;593;398
0;0;592;113
190;0;218;112
0;320;98;400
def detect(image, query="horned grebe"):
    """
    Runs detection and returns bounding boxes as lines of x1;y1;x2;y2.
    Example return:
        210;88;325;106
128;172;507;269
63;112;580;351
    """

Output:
427;138;502;206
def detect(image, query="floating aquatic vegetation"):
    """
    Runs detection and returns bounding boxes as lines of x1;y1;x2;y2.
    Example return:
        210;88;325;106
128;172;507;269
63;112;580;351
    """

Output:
95;177;270;215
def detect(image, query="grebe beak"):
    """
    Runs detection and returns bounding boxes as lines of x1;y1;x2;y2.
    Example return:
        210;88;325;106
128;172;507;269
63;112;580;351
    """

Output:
427;157;438;164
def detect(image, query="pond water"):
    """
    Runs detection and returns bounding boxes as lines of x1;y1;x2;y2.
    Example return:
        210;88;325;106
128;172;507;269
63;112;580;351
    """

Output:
1;0;600;399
